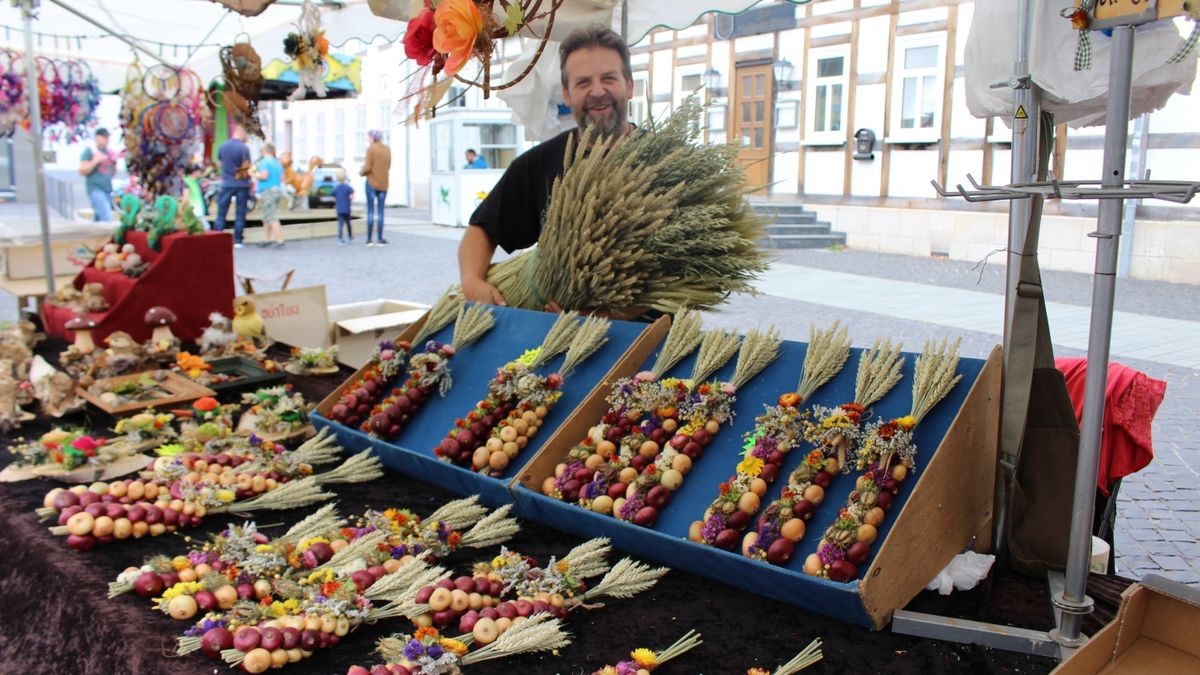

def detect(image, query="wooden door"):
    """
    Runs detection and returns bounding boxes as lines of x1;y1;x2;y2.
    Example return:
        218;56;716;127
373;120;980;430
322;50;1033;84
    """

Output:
731;64;774;194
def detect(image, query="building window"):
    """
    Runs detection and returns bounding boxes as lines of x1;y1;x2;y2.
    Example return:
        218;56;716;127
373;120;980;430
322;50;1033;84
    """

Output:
630;77;648;125
314;112;326;161
333;109;345;161
355;105;367;157
464;122;519;169
378;103;391;143
891;34;945;139
805;46;848;140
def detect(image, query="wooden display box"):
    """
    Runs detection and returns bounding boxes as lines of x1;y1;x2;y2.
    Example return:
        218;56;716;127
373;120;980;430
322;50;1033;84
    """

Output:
510;339;1001;629
1053;575;1200;674
312;306;665;506
78;370;217;416
0;235;108;280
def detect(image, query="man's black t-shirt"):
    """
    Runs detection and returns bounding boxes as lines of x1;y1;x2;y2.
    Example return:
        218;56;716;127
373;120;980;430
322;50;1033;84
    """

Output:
469;129;575;254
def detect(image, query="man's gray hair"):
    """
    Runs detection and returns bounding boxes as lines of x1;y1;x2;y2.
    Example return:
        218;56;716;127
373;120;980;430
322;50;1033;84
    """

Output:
559;24;632;88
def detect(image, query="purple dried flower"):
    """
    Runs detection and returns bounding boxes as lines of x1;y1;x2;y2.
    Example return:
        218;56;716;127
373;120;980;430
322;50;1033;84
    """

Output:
818;542;845;565
402;639;425;661
426;643;444;660
618;494;645;520
699;513;726;543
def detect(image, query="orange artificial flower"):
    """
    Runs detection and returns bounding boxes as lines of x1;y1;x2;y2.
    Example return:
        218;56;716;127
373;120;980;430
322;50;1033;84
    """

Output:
194;397;219;412
432;0;484;76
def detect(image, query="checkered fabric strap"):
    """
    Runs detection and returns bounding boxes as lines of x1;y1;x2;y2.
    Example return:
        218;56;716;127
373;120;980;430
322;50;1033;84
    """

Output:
1168;2;1200;64
1062;1;1096;71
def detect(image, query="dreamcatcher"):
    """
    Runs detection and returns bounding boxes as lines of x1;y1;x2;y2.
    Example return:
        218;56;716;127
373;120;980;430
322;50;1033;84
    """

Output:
282;0;330;101
119;61;209;200
219;37;265;137
0;49;26;137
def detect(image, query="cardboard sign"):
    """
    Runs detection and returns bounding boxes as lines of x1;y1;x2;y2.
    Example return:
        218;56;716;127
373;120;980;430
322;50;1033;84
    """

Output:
1092;0;1184;25
248;285;331;349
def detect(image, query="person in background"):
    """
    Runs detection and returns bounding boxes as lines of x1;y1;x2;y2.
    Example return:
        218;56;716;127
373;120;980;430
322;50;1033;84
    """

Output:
215;126;253;248
255;143;286;248
332;169;355;245
464;148;489;169
181;164;206;223
78;128;116;222
359;130;391;246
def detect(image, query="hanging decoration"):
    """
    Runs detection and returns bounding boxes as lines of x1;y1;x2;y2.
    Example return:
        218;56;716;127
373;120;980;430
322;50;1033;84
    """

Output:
207;0;279;16
0;49;100;141
283;0;331;101
0;48;27;137
1169;1;1200;63
1062;0;1096;71
400;0;566;119
119;61;210;199
219;37;265;138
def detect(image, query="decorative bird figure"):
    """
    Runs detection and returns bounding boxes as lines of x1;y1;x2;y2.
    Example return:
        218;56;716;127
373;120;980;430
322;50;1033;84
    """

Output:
232;296;266;341
199;312;238;357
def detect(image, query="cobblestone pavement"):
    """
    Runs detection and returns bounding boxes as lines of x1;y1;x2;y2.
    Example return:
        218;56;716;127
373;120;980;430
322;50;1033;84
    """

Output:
3;213;1195;586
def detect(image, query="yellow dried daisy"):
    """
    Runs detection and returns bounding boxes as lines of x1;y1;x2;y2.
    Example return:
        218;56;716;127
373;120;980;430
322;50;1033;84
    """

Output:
631;648;657;669
736;456;764;477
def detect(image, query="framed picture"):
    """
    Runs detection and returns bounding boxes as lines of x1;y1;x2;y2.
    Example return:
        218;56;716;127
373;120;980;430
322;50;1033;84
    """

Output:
706;105;727;132
775;100;799;129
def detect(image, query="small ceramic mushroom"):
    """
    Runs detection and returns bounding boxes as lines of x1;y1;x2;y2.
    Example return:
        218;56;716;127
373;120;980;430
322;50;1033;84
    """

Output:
64;315;98;353
145;306;178;344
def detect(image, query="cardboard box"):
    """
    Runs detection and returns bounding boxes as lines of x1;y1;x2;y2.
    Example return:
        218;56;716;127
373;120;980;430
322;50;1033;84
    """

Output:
1053;575;1200;675
0;236;109;280
511;340;1001;629
327;299;429;368
312;305;666;506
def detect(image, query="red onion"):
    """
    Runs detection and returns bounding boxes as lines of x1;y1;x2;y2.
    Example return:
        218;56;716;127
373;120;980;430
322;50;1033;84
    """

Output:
201;627;233;659
258;627;282;651
232;626;260;652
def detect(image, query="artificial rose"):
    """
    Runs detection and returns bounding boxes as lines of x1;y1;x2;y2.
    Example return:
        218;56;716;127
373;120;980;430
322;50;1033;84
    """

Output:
403;9;437;66
432;0;484;76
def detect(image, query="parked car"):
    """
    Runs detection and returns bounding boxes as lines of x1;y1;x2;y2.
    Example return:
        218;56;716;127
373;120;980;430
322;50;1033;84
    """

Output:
204;179;258;217
308;163;345;209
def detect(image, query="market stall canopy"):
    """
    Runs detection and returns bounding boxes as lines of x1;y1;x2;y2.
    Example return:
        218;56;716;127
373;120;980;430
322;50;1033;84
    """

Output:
260;50;361;99
498;0;813;140
0;0;388;91
965;0;1197;128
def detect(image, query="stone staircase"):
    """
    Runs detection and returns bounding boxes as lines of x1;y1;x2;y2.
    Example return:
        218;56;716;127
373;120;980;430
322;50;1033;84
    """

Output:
751;202;846;249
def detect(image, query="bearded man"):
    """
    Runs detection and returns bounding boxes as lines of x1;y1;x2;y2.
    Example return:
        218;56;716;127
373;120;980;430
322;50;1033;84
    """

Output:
458;24;635;306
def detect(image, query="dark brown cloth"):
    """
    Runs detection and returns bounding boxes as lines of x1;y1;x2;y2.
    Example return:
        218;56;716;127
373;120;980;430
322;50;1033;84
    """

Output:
0;340;1119;674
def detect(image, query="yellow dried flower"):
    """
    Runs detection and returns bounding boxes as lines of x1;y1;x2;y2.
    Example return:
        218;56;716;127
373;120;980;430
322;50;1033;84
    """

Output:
439;638;468;656
737;456;764;477
631;648;657;668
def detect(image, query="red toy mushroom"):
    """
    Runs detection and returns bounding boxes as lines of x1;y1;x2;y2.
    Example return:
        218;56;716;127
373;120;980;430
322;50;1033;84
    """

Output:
145;306;178;344
64;314;98;353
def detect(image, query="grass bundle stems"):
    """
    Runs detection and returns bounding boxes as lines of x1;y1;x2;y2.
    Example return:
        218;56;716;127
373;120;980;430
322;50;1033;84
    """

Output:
486;98;767;315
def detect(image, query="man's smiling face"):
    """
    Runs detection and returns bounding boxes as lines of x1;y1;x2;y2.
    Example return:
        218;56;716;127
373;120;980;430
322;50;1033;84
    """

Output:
562;46;634;137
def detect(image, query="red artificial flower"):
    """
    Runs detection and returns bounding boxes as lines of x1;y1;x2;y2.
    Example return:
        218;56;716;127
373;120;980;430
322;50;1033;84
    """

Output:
403;9;437;66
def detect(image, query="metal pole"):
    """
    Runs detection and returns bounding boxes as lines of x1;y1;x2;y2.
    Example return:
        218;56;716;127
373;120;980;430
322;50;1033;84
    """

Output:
995;0;1040;565
1052;23;1135;647
19;0;55;297
1117;114;1148;278
620;0;629;40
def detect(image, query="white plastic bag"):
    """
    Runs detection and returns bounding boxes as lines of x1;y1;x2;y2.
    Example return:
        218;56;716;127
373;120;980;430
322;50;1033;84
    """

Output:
925;551;996;595
965;1;1197;128
496;41;577;143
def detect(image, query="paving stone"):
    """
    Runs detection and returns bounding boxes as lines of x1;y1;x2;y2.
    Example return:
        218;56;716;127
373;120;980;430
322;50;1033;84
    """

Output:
1149;555;1191;571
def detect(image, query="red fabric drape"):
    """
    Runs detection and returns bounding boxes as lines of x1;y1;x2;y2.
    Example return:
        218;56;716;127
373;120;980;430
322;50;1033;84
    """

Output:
1055;357;1167;495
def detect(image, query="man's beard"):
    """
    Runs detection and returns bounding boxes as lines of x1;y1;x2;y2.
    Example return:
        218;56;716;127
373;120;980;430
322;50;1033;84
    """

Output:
575;94;628;137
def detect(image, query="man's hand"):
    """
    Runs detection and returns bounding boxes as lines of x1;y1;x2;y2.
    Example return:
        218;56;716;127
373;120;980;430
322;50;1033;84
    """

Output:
462;277;507;306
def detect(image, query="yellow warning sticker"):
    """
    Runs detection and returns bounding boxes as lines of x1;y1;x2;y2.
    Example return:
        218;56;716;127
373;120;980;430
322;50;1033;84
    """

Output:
1015;105;1028;120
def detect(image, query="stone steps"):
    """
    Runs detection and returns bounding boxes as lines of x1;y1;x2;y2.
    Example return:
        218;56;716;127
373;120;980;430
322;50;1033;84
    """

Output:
752;202;846;249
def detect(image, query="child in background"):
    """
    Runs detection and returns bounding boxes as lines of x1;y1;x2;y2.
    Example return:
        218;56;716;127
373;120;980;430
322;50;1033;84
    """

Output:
332;169;355;245
182;164;206;224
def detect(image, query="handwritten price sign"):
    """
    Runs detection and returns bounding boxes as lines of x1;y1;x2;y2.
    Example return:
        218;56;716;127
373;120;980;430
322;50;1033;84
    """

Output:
1091;0;1185;24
